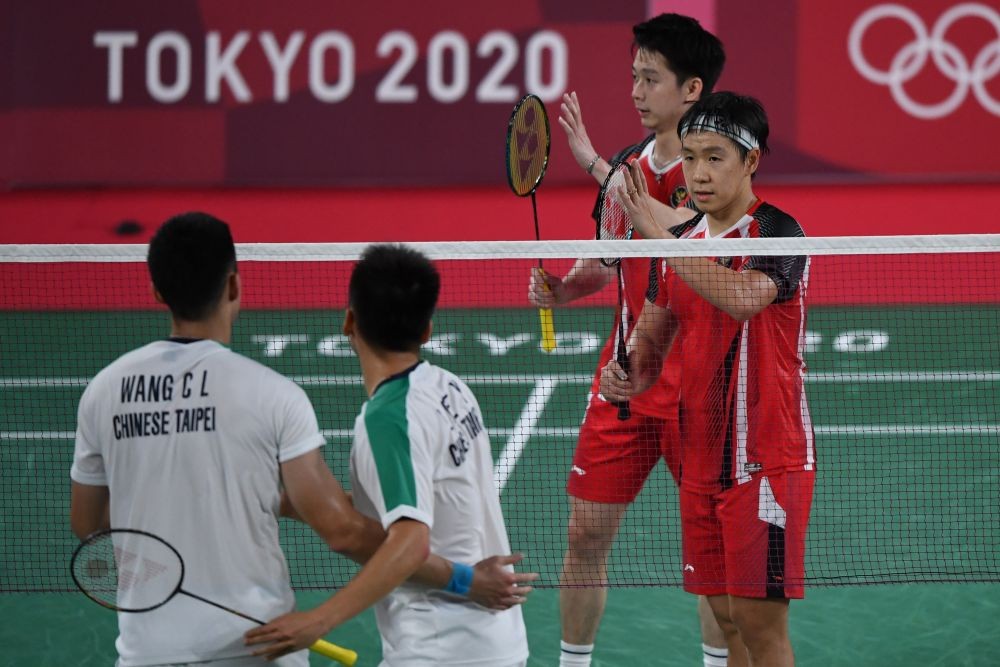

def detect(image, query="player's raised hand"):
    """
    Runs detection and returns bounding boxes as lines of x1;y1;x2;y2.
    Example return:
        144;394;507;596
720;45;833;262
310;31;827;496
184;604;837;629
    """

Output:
558;92;601;180
529;267;563;308
617;162;663;240
469;553;539;610
599;358;633;403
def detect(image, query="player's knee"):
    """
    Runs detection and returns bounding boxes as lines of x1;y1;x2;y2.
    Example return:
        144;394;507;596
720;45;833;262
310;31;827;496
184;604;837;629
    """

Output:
706;604;737;639
728;603;757;633
711;611;738;641
565;516;617;558
729;603;787;650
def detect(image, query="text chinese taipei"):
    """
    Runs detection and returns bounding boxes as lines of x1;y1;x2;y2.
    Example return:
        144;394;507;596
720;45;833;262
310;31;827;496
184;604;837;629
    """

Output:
112;371;216;440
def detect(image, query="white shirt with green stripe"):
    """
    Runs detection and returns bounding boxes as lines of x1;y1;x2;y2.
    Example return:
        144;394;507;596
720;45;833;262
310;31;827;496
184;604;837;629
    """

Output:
350;361;528;666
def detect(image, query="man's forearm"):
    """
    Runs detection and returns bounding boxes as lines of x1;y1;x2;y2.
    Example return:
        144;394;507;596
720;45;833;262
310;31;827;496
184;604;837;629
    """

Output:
666;258;777;321
314;520;429;632
558;258;614;303
627;300;678;394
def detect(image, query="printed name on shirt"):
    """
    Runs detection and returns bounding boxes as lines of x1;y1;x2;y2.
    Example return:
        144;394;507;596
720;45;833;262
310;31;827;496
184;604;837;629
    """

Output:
440;380;484;467
120;371;210;402
113;371;216;440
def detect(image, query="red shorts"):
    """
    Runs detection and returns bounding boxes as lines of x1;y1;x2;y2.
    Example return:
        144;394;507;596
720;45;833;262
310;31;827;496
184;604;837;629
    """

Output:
680;470;815;598
566;393;680;504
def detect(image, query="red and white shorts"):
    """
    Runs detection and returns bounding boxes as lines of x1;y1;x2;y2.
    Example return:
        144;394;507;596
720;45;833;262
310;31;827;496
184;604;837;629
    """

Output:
566;393;680;504
680;470;815;599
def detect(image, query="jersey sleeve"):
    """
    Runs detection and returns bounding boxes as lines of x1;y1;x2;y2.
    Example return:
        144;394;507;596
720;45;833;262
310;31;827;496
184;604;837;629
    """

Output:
355;394;434;531
744;207;808;304
70;377;108;486
274;378;325;463
668;216;701;240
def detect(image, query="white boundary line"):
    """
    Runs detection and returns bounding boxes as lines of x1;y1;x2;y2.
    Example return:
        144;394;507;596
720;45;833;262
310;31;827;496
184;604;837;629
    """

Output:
6;424;1000;442
5;370;1000;388
493;380;558;492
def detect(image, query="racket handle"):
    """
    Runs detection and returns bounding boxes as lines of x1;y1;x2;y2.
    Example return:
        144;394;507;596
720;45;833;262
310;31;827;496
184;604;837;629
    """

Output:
310;639;358;666
615;342;631;421
539;307;557;352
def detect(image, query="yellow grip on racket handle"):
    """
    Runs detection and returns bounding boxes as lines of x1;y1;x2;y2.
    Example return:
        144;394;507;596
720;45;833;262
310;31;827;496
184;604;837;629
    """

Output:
539;307;556;353
534;267;556;352
310;639;358;666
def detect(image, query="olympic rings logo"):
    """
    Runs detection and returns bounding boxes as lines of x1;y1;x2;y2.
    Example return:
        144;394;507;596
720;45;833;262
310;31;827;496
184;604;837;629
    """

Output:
848;2;1000;119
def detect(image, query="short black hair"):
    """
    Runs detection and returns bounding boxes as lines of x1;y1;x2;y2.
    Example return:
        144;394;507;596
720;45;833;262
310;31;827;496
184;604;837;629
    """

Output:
147;212;237;321
633;13;726;94
349;244;440;353
678;91;770;161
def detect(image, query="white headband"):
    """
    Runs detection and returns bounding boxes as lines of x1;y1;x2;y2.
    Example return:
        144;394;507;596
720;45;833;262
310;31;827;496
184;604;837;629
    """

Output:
679;114;759;151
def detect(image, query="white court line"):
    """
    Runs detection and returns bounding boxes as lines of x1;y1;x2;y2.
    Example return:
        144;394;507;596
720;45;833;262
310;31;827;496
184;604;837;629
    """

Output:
5;371;1000;389
492;379;559;492
2;431;77;440
1;378;90;388
807;371;1000;383
7;424;1000;442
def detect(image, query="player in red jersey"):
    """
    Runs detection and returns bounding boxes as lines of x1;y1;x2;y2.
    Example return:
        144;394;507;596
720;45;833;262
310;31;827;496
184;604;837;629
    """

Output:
529;14;730;667
604;92;815;667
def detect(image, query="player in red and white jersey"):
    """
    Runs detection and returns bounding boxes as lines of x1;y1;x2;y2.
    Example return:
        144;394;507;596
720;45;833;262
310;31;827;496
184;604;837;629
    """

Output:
529;14;730;667
656;199;813;493
604;92;815;667
585;136;688;428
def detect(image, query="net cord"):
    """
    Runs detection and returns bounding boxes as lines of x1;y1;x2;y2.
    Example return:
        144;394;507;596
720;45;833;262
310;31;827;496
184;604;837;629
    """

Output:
2;234;999;263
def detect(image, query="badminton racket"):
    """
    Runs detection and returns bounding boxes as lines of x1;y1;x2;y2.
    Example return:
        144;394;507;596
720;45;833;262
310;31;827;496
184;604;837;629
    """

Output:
595;160;636;421
505;93;556;352
70;528;357;666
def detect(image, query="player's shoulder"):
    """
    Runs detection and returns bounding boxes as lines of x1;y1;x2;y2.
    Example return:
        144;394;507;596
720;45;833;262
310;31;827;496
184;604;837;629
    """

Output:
86;341;167;390
234;351;306;390
608;134;655;167
409;361;472;402
367;362;428;413
424;361;476;394
669;213;704;240
407;361;480;412
752;202;805;239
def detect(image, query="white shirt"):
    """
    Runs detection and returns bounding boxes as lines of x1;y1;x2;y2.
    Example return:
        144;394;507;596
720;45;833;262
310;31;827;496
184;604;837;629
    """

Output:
350;361;528;666
72;339;321;667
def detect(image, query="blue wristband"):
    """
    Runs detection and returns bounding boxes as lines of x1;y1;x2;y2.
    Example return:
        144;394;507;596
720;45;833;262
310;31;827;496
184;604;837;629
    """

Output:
445;562;474;596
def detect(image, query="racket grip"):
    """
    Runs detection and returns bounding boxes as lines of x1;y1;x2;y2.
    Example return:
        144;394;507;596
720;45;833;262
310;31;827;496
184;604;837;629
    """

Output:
615;346;631;421
539;307;557;352
310;639;358;666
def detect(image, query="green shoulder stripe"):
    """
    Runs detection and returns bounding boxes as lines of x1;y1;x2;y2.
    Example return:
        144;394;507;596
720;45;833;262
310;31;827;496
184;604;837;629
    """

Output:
364;376;417;510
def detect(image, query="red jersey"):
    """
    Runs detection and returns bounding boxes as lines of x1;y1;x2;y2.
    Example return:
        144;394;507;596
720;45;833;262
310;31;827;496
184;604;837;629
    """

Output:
589;139;689;419
652;201;815;492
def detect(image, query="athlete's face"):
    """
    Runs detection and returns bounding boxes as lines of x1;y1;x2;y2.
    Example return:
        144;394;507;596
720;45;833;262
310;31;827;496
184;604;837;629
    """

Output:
631;49;699;133
681;131;759;217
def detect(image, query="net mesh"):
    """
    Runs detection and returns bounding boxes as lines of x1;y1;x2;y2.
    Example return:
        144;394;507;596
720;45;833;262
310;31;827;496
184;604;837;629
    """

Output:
3;236;999;592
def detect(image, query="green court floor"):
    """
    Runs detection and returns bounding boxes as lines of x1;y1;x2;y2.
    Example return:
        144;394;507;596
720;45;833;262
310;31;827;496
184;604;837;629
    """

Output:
2;305;999;663
3;585;999;666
